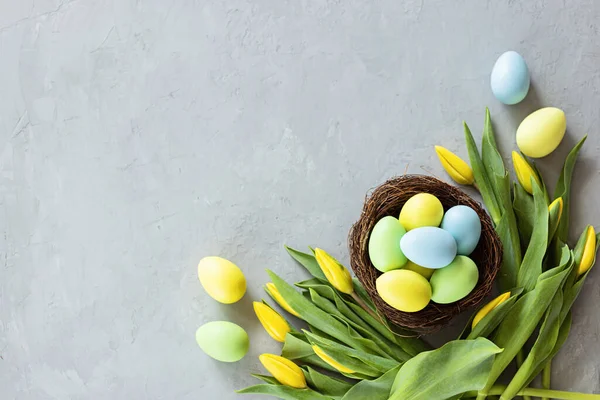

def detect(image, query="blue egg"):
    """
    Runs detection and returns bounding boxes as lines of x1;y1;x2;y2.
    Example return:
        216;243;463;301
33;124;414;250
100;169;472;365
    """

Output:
441;205;481;256
490;51;530;105
400;227;457;269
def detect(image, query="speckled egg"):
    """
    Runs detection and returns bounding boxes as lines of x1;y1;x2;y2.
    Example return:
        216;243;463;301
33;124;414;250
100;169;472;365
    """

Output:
368;216;408;272
491;51;530;105
516;107;566;158
441;205;482;256
430;256;479;304
196;321;250;362
400;227;457;269
376;269;432;312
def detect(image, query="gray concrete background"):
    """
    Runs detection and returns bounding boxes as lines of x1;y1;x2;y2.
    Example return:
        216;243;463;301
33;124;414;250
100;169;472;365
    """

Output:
1;0;599;399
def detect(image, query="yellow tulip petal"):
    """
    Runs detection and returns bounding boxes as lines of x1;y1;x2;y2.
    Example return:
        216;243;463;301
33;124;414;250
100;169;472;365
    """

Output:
314;248;354;295
512;151;540;195
435;146;474;185
253;302;291;343
312;345;355;374
578;226;597;276
472;292;511;329
259;354;307;388
548;197;564;222
265;283;300;318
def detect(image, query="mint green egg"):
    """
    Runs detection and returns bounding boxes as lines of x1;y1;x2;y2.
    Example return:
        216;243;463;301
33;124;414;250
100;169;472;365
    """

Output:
430;256;479;304
368;216;408;272
196;321;249;362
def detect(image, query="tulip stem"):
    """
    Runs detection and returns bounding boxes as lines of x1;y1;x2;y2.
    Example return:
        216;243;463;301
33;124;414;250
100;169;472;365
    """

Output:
542;361;552;400
351;292;380;322
466;385;600;400
515;349;532;400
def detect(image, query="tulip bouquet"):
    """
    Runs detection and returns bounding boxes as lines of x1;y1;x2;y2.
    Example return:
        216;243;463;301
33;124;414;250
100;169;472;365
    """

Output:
239;109;600;400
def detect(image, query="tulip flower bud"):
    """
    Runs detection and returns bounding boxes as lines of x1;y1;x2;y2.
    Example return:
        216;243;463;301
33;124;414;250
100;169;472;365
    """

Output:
435;146;475;185
548;197;563;222
253;302;291;343
512;151;541;195
311;345;355;374
577;226;597;276
314;248;354;295
265;282;300;318
259;354;307;389
472;292;511;329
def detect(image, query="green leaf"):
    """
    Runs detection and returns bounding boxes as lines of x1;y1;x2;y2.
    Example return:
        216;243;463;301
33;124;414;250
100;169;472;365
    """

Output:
304;366;353;398
340;365;401;400
501;286;564;398
496;212;520;292
282;332;338;372
513;182;535;248
554;136;587;242
353;278;376;310
285;245;326;280
269;270;383;357
237;384;333;399
251;374;281;385
466;288;522;340
481;108;507;211
517;179;549;292
389;338;502;400
464;121;502;225
479;256;572;396
304;331;399;375
530;159;550;204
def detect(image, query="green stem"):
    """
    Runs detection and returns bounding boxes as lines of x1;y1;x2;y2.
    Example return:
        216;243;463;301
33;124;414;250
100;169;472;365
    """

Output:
351;292;381;323
542;361;552;400
466;385;600;400
515;349;532;400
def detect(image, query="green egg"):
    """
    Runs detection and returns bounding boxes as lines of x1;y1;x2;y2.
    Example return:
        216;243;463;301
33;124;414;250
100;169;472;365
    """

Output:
430;256;479;304
368;216;408;272
196;321;249;362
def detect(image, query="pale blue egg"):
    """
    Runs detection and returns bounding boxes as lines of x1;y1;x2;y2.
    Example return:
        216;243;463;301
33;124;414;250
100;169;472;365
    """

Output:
441;205;481;256
400;227;457;269
490;51;530;105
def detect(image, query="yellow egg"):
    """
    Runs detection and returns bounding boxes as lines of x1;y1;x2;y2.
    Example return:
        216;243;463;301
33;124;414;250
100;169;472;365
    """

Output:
399;193;444;231
376;269;431;312
198;256;246;304
516;107;566;158
403;260;435;279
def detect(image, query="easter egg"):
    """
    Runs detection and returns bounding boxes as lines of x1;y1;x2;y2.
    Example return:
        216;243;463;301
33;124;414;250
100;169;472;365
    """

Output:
376;269;431;312
490;51;530;105
403;260;434;279
399;193;444;231
368;216;408;272
400;227;457;269
430;256;479;304
196;321;250;362
516;107;566;158
441;205;482;255
198;256;246;304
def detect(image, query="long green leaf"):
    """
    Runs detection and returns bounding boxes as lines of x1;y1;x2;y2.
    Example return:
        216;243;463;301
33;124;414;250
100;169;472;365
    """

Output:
513;182;535;248
501;287;565;398
554;136;587;242
496;213;520;292
304;366;353;398
481;108;506;210
389;338;502;400
285;245;326;280
281;332;338;372
237;384;333;399
480;257;571;396
251;374;281;385
340;366;401;400
517;180;549;292
464;122;502;224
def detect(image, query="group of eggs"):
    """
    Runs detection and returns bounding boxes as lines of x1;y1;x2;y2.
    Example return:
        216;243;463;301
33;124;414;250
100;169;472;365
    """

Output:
369;193;482;313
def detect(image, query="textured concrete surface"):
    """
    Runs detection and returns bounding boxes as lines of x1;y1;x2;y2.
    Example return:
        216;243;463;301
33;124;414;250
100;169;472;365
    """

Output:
1;1;600;399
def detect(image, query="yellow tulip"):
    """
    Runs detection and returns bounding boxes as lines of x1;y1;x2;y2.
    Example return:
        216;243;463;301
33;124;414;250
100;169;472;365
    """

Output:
435;146;475;185
512;151;541;195
259;354;307;389
548;197;564;222
472;292;511;329
577;226;597;276
253;302;291;343
265;283;300;318
312;345;355;374
314;248;354;295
